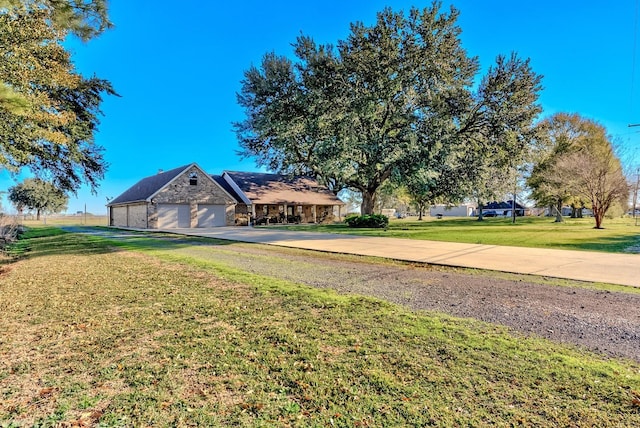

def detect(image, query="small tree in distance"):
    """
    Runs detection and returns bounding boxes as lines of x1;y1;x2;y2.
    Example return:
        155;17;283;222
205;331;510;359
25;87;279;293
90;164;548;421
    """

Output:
527;113;628;228
8;178;68;220
555;149;628;229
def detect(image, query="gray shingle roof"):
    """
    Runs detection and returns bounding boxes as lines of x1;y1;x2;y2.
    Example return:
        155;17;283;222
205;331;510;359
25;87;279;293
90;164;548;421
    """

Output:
108;164;192;206
211;175;243;203
223;171;344;206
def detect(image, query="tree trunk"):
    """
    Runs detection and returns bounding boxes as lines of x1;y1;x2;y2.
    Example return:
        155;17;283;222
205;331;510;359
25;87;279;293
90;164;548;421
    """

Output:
554;198;564;223
570;205;577;218
593;204;604;229
477;202;484;221
417;203;424;221
36;209;41;221
361;190;377;215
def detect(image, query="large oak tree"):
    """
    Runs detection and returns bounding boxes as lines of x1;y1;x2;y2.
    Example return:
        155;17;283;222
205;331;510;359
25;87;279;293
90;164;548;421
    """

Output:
0;1;115;193
235;4;542;214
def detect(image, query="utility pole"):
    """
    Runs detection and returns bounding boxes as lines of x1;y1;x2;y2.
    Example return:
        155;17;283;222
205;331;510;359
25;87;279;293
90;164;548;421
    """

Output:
634;168;640;226
627;126;640;226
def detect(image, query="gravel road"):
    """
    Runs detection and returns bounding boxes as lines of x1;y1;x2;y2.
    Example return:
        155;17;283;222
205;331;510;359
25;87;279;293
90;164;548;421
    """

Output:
67;227;640;362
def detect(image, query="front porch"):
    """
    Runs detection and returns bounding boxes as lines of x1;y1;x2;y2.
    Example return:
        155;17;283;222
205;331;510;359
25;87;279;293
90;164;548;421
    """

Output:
234;203;341;226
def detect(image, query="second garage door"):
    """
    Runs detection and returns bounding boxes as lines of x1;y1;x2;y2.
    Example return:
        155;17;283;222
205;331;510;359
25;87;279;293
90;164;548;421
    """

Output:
197;204;227;227
157;204;191;228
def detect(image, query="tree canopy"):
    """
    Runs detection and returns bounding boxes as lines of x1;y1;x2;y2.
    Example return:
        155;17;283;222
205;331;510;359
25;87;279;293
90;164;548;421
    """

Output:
0;0;115;193
8;178;68;219
235;4;542;214
527;113;629;228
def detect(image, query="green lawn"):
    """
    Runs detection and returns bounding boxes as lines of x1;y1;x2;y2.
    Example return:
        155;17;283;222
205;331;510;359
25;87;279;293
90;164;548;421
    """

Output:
1;227;639;426
276;216;640;253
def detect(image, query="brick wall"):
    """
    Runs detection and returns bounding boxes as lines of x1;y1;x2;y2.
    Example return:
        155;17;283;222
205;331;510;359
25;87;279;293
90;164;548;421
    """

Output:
148;166;236;228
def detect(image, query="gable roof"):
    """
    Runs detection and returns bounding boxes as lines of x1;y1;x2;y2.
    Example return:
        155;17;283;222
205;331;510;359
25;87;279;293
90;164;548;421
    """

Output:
108;164;193;206
485;200;527;210
211;175;244;203
223;171;344;206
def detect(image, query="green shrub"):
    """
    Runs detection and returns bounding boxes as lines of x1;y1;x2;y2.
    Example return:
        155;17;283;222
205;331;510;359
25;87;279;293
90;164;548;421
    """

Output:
344;214;389;228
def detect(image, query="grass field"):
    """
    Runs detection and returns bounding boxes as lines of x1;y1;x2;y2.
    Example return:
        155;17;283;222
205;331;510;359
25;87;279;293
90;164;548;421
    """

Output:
1;227;639;426
275;216;640;253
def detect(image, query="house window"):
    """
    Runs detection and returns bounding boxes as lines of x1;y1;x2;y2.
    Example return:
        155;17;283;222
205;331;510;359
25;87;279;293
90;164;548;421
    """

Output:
189;172;198;186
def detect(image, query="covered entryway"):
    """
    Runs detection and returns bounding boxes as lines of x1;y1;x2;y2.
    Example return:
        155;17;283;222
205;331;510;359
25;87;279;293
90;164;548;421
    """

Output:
157;204;191;228
197;204;227;227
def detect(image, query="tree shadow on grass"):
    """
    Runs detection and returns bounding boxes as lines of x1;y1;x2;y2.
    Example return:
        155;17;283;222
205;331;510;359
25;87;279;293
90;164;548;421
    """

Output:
553;234;640;253
2;226;238;263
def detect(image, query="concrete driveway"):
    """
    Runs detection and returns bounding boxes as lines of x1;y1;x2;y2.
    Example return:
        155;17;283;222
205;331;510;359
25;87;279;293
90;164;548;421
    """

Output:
156;226;639;288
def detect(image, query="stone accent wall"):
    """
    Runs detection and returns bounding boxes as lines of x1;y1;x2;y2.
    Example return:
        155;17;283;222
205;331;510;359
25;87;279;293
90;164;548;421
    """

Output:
147;166;236;228
225;205;235;225
234;204;250;226
153;167;235;205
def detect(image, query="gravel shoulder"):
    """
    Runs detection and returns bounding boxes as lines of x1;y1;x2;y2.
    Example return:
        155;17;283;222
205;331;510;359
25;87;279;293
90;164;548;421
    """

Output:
173;240;640;362
67;227;640;362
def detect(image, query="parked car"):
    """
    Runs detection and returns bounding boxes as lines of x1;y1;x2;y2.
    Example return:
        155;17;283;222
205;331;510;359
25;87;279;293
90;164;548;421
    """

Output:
481;210;498;217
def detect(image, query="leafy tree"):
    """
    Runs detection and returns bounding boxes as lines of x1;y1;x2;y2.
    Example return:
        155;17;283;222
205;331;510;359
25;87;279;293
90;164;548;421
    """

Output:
235;5;542;215
527;113;606;222
8;178;68;220
554;135;628;229
403;160;465;220
0;1;115;193
527;113;629;228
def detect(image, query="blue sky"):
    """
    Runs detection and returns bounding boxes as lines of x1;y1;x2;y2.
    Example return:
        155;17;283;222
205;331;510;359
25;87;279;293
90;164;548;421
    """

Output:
2;1;640;214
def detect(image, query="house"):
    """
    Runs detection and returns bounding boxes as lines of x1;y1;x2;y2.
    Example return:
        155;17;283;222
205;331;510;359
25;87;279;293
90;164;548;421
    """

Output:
429;204;476;217
220;171;345;225
107;164;345;228
107;163;237;228
479;200;527;217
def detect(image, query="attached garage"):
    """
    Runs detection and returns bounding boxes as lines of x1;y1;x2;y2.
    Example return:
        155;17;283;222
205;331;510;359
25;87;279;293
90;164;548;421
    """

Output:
197;204;227;227
157;204;191;228
107;163;238;229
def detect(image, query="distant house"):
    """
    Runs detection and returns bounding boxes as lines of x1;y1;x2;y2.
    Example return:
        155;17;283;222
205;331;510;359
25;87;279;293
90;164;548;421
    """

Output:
429;204;476;217
107;163;237;228
480;200;527;217
220;171;345;225
107;164;345;229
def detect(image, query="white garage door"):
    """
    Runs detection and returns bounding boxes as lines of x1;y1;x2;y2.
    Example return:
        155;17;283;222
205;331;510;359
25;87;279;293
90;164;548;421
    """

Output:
157;204;191;228
197;204;227;227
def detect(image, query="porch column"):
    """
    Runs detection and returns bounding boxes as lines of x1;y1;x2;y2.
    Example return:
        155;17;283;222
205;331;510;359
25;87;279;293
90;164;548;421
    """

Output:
250;204;256;226
283;204;288;223
312;205;317;223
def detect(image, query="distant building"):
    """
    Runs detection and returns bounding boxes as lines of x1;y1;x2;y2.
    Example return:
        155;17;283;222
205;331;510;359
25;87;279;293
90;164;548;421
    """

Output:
478;201;528;217
429;204;476;217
